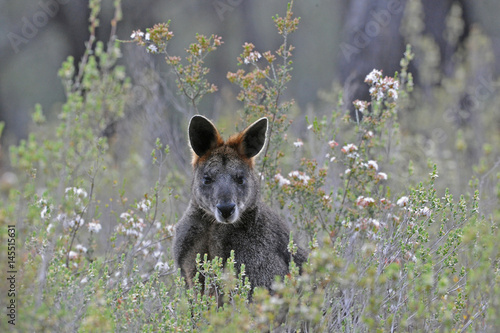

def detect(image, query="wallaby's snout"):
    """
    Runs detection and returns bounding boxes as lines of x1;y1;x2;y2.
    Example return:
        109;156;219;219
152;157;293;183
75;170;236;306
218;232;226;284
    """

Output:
216;202;236;221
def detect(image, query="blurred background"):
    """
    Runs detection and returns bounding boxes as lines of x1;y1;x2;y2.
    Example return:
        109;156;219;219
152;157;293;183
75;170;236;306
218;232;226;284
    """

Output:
1;0;500;202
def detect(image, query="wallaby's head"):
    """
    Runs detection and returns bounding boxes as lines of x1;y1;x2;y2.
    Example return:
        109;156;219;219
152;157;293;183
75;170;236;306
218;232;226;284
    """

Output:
188;115;268;224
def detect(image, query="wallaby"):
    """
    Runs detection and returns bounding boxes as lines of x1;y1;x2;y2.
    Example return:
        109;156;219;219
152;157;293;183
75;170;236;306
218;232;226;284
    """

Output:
173;115;307;293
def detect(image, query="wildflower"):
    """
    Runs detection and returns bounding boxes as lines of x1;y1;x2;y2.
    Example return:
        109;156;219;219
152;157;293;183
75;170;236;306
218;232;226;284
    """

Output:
147;45;158;53
120;212;134;222
325;153;336;163
397;196;409;207
307;124;313;130
87;220;102;233
145;32;150;40
419;206;431;217
345;169;351;175
68;215;85;229
293;139;304;148
328;140;339;148
80;277;88;284
388;88;398;100
365;69;382;84
75;244;88;253
370;218;381;229
274;173;291;187
46;223;54;233
243;51;262;64
366;130;374;138
288;171;311;184
356;196;375;208
137;199;151;212
130;32;136;39
377;172;388;180
166;224;175;236
155;261;170;272
68;251;78;260
341;143;358;154
367;160;379;171
353;100;369;113
65;187;88;198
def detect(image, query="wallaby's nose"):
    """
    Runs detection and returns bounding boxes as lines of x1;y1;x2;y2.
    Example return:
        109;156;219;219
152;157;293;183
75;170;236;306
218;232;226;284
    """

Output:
216;203;236;219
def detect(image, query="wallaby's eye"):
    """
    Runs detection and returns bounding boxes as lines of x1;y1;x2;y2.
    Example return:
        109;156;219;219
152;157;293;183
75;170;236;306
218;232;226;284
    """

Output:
203;175;213;185
235;175;245;185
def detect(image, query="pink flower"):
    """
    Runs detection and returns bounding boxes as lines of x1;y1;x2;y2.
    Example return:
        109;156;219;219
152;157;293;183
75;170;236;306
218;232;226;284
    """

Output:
328;140;339;148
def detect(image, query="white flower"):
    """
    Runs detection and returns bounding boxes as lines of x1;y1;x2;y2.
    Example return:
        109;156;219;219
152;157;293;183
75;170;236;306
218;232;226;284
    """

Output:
365;69;382;84
120;212;134;222
370;86;385;101
341;143;358;154
166;224;175;236
353;100;368;113
367;160;379;171
366;131;374;138
155;261;170;272
47;223;54;233
274;173;291;187
243;51;262;64
75;244;88;253
419;206;431;217
397;196;409;207
307;124;313;130
68;251;78;260
388;88;398;100
147;45;158;53
288;171;311;184
145;32;150;40
68;215;85;229
345;169;351;175
293;139;304;148
41;206;50;219
356;196;375;208
65;187;88;198
377;172;388;180
87;221;102;233
80;277;88;284
370;218;381;229
136;199;151;212
130;32;136;39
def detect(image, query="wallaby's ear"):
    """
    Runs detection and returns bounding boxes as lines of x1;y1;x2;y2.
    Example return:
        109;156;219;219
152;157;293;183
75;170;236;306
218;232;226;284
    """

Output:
188;115;222;158
240;117;268;159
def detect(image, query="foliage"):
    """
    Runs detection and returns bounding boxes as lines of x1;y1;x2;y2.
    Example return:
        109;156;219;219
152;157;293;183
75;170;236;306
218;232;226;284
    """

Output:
1;0;499;332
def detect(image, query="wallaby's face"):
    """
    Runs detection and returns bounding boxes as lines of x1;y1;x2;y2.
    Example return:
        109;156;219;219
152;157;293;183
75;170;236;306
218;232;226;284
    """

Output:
188;115;268;224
